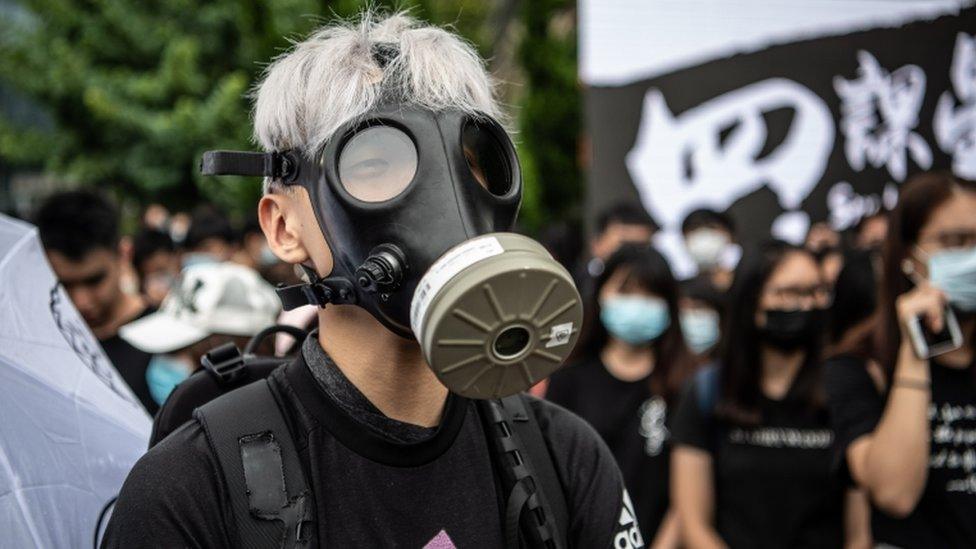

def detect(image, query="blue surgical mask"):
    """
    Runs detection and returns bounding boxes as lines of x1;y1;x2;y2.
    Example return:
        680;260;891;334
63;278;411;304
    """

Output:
146;355;192;406
928;245;976;312
680;308;720;354
600;296;670;345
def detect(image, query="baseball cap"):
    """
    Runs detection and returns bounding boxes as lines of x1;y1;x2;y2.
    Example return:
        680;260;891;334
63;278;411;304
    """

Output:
120;262;281;354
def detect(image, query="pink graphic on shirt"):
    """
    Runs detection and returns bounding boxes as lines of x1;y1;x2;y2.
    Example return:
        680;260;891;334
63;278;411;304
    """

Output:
423;530;457;549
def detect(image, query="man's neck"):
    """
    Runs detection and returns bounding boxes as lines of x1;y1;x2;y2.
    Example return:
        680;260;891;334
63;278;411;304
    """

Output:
318;306;448;428
92;292;145;341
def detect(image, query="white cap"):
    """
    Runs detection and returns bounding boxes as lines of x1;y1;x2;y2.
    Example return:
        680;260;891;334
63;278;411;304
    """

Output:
120;262;281;354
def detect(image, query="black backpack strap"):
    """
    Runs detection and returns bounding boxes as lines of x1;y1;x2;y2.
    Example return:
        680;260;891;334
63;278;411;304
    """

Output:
194;380;314;549
481;394;569;549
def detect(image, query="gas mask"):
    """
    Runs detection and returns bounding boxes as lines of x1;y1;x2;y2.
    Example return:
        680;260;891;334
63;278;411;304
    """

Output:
201;105;582;398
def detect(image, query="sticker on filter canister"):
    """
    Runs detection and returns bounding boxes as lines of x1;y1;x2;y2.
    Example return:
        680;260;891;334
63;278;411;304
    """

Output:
410;236;505;335
545;322;574;348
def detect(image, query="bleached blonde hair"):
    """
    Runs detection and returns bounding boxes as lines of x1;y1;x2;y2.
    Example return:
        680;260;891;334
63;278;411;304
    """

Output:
253;11;500;193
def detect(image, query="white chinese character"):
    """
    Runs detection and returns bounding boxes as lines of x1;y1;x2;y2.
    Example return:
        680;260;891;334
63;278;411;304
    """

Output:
834;51;933;181
934;33;976;179
626;78;833;276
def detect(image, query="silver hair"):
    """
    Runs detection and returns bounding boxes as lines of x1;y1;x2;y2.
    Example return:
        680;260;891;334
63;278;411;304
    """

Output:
253;11;501;193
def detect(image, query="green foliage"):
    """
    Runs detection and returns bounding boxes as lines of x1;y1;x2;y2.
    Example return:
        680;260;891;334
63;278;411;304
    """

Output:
517;0;580;233
0;0;580;226
0;0;348;213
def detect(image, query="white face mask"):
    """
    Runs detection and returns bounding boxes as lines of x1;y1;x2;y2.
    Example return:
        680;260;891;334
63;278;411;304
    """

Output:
686;229;730;270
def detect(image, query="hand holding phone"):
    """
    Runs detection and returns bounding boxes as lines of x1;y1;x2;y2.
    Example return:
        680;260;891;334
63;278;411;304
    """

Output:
906;306;963;359
897;283;963;359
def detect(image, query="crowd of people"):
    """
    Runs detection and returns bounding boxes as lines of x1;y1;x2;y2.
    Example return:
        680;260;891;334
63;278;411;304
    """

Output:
542;172;976;548
32;169;976;548
33;190;292;413
19;10;976;549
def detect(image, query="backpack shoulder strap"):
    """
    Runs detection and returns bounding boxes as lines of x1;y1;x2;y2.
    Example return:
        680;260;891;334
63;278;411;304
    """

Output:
695;363;721;417
194;379;314;549
504;394;570;547
480;394;569;549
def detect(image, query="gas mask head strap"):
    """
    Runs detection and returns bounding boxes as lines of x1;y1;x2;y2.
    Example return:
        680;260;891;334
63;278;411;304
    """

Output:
275;265;358;311
201;150;358;311
200;150;301;182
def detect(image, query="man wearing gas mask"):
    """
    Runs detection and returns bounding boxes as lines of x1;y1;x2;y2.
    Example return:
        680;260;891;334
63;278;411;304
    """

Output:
104;12;640;549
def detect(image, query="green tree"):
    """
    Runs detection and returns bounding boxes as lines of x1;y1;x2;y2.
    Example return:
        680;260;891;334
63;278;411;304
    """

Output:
1;0;349;214
0;0;579;227
517;0;580;233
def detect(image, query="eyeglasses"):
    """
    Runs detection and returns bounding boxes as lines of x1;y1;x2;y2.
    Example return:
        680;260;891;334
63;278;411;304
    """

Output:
763;284;831;308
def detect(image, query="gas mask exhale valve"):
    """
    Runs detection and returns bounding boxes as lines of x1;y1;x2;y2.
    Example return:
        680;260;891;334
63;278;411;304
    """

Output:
200;105;582;398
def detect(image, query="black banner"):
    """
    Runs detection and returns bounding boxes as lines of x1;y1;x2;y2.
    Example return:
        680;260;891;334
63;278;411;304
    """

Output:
585;8;976;275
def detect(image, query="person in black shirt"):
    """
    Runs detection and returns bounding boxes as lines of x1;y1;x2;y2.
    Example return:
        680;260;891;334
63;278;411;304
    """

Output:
103;12;638;548
548;244;697;546
131;228;180;309
671;241;853;548
681;208;737;293
35;190;158;414
679;276;724;361
106;333;633;548
805;222;845;289
574;202;657;301
825;172;976;548
181;205;237;267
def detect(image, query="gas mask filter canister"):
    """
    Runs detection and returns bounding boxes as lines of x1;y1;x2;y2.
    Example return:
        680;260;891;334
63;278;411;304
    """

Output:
200;105;582;399
411;233;582;398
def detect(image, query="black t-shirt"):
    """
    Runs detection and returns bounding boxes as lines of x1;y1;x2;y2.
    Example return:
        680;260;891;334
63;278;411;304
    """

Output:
670;366;843;549
824;355;976;548
103;350;641;548
100;307;157;415
547;357;671;541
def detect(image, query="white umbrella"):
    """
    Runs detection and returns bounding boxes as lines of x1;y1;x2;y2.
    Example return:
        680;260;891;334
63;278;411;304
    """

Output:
0;214;150;548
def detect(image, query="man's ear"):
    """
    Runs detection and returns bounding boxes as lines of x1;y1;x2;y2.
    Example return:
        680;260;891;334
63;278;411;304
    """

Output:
258;192;310;265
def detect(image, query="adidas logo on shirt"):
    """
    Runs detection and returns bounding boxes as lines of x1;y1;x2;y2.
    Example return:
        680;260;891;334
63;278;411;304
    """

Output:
614;490;645;548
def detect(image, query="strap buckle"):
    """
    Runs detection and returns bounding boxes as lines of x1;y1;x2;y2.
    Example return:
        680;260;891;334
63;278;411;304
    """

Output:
201;342;248;386
275;277;358;311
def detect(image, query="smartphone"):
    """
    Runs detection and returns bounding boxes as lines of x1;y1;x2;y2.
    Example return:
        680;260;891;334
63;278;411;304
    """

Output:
907;306;964;360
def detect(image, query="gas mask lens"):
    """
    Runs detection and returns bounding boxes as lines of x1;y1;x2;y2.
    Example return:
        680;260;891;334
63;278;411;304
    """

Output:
338;125;418;202
462;120;513;196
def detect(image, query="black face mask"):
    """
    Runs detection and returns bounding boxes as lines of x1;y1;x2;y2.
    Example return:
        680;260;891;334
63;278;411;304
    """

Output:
759;308;823;351
200;105;582;398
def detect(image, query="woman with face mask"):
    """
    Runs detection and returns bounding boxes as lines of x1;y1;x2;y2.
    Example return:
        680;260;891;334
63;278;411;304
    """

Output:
671;241;848;548
824;172;976;548
682;208;737;292
547;244;697;548
679;277;725;360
